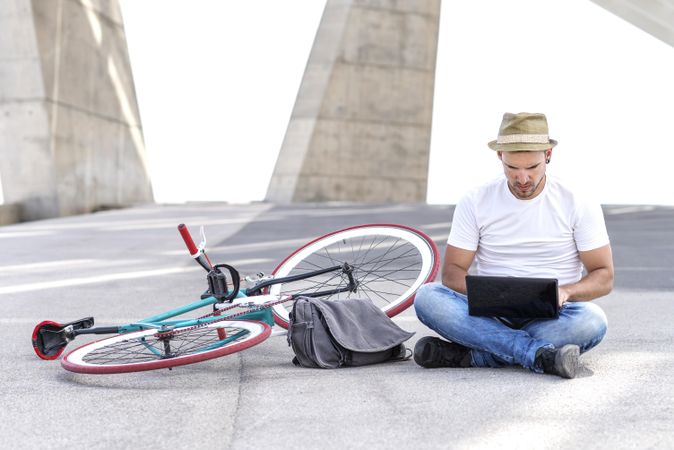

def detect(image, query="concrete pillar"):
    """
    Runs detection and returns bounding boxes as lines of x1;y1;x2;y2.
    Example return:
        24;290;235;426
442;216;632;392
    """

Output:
590;0;674;48
0;0;152;221
266;0;441;203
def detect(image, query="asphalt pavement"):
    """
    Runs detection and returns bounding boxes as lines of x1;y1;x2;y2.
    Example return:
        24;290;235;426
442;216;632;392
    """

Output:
1;202;673;449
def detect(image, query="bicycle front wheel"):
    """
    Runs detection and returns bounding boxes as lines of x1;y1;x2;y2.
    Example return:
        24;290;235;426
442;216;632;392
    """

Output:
269;224;439;328
61;320;271;374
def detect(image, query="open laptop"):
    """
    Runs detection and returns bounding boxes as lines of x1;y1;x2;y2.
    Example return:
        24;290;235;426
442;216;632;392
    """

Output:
465;275;559;319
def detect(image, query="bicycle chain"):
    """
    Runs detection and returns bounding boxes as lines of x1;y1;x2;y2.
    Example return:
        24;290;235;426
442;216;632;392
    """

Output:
154;296;293;339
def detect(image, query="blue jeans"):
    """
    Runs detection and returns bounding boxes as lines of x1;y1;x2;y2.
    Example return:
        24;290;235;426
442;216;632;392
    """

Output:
414;283;608;373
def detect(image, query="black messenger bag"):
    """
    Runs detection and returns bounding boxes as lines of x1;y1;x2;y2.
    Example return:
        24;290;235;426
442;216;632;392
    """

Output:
287;297;414;368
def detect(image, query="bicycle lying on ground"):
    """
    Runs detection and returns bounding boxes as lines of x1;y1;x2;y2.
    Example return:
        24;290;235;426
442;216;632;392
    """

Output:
32;223;439;374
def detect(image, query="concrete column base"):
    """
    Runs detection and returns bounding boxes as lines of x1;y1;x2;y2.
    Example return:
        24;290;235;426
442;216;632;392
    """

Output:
0;0;153;222
0;204;20;226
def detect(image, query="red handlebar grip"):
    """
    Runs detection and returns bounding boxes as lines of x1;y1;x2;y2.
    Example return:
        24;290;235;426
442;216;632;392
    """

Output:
178;224;198;255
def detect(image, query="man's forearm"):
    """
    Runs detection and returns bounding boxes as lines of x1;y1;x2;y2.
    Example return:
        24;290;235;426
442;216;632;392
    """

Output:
442;265;468;294
560;268;614;303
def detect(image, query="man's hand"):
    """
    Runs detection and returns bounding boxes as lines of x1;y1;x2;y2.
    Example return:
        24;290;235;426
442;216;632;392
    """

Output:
557;245;614;305
558;286;571;307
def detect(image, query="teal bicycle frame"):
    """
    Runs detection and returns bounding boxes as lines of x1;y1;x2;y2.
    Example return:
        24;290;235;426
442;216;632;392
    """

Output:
64;262;354;349
32;223;356;360
119;291;274;334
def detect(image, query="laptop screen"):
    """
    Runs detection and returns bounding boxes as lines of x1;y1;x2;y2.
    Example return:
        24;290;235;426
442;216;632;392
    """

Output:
465;275;559;319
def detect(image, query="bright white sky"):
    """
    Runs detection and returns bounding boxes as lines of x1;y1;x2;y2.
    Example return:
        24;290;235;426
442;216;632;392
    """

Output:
4;1;666;207
429;0;674;205
119;0;327;205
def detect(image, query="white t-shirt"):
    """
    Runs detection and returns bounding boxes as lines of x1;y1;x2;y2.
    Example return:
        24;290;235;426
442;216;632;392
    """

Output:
447;175;610;285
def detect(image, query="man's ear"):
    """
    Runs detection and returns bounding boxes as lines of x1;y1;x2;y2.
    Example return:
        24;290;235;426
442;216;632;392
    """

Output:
545;149;552;164
497;151;503;161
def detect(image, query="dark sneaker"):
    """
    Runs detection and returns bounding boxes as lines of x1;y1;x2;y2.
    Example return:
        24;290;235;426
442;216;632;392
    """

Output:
535;344;580;379
413;337;472;368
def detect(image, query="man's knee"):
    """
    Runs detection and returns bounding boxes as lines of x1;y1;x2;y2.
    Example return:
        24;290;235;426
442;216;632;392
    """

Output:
582;302;608;343
413;282;438;320
414;282;467;324
413;282;451;313
566;302;608;352
414;282;435;302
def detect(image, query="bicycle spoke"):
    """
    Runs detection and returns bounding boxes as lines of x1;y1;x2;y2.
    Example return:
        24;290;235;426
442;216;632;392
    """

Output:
270;225;438;327
279;238;424;302
81;326;250;366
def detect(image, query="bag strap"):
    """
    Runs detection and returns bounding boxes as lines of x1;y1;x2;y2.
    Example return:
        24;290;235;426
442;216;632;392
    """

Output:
390;345;413;362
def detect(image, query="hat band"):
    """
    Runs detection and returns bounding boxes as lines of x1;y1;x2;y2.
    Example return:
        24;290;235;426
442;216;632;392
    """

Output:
496;134;549;144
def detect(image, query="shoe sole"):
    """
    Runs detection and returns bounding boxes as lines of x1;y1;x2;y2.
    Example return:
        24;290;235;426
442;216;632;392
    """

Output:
554;344;580;379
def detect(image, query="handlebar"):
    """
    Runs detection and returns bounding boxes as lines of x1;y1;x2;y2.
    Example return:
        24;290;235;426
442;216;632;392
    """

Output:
178;223;242;300
178;223;212;271
178;223;199;256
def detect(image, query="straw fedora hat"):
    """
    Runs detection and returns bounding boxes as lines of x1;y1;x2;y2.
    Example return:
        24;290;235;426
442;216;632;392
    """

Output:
487;112;558;151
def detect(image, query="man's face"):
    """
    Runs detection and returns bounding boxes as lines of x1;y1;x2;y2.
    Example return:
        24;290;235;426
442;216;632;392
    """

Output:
498;150;551;200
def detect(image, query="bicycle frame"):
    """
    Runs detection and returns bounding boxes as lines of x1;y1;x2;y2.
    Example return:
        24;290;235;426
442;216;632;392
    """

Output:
68;262;356;339
32;224;359;360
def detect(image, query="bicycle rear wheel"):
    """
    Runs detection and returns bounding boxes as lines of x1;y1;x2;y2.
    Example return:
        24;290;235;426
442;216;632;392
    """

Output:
269;224;439;328
61;320;271;374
